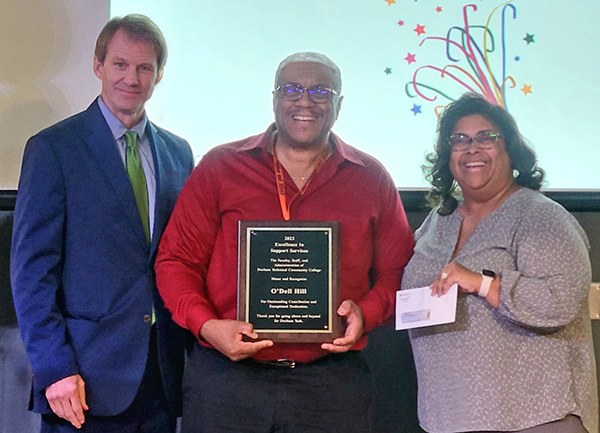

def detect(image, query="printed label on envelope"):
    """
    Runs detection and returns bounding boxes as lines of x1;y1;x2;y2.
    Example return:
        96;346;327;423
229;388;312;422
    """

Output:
395;284;458;330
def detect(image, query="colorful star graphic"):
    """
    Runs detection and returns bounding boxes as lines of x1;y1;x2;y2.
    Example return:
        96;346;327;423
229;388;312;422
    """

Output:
384;67;392;75
384;0;396;5
410;104;422;115
397;19;405;26
523;33;535;44
414;24;426;36
436;6;443;13
514;56;521;61
521;84;532;95
404;53;416;65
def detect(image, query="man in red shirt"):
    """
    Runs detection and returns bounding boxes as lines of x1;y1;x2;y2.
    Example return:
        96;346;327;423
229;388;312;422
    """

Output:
156;52;414;432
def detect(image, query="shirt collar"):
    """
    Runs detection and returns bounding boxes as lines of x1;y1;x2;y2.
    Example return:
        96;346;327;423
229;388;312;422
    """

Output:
237;123;365;167
97;96;148;141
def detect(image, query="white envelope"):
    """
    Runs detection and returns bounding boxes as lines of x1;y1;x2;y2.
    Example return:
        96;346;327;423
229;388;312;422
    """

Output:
395;283;458;330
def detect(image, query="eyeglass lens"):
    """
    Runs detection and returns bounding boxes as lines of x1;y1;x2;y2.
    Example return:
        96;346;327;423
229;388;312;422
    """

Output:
279;85;333;103
450;132;500;151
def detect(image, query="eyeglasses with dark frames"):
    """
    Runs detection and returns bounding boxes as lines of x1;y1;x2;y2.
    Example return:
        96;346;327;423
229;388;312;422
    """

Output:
448;131;502;152
275;84;338;104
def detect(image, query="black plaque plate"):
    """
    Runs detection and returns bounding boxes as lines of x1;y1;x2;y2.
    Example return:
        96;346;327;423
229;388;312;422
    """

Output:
238;220;342;343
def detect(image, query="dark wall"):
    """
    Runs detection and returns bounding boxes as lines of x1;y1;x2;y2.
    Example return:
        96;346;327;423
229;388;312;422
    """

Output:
572;211;600;403
0;210;16;326
362;208;430;433
0;192;17;324
1;190;599;432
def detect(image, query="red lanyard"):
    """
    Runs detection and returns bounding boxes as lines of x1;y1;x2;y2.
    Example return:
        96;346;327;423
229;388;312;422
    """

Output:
272;144;328;221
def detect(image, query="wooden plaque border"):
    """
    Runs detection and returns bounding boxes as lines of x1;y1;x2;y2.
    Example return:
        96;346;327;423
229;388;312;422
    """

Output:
238;220;342;343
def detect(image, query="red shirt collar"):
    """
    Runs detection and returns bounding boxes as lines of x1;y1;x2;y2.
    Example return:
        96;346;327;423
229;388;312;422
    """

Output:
236;123;366;167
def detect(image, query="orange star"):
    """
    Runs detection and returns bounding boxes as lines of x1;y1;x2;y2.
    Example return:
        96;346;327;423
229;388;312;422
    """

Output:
436;6;443;13
414;24;426;36
521;84;532;95
384;0;396;5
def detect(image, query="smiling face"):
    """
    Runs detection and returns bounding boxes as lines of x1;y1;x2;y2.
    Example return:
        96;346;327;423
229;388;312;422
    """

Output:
449;114;514;201
273;61;343;150
93;29;163;129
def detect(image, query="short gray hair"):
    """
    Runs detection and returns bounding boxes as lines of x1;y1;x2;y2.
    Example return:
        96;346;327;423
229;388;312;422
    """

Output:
274;52;342;93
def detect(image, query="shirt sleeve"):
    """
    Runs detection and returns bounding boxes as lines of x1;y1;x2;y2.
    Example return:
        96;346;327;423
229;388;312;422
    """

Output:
496;200;591;332
10;135;79;393
155;153;222;338
356;167;415;333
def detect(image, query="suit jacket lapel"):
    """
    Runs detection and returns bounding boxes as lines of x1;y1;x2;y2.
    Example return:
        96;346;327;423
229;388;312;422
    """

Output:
147;122;171;259
83;101;149;251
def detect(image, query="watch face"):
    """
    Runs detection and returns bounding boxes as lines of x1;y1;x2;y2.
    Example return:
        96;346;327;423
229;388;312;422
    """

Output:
482;269;496;278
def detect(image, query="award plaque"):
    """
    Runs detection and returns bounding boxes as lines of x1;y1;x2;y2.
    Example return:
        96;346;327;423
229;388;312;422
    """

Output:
238;220;342;343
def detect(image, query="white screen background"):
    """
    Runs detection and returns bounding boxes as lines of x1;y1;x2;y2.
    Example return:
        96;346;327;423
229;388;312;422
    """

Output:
111;0;600;190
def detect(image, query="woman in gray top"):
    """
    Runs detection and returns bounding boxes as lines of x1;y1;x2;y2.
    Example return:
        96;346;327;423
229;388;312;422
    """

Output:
402;93;598;433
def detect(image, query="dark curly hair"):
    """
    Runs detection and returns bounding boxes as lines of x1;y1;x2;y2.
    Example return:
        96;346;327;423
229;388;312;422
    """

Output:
423;93;544;215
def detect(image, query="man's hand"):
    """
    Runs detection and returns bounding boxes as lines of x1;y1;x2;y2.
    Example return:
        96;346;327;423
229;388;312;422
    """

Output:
321;300;364;353
45;374;88;429
200;319;273;361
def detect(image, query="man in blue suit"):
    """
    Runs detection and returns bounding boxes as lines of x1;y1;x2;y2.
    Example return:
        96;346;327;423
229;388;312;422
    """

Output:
11;14;194;433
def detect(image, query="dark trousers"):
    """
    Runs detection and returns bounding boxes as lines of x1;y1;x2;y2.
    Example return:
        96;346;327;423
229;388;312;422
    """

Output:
182;343;373;433
41;326;175;433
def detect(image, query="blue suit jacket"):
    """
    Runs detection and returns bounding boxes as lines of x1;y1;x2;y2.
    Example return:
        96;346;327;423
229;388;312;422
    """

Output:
10;99;194;416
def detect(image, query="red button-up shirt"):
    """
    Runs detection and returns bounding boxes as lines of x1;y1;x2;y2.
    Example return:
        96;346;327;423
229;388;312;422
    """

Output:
156;124;414;362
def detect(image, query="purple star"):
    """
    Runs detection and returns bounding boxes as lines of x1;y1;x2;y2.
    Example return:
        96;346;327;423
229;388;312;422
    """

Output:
410;104;422;115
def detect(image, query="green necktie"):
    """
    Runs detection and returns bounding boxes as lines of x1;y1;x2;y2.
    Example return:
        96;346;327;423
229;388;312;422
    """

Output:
124;131;150;244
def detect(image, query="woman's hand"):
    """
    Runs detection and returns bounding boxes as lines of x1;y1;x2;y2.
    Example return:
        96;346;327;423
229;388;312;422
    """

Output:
430;262;482;297
430;262;501;308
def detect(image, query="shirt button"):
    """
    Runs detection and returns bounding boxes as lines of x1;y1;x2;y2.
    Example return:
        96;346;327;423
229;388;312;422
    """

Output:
143;314;152;323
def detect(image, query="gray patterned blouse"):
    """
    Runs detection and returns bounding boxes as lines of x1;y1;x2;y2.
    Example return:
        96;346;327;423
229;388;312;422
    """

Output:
402;187;598;433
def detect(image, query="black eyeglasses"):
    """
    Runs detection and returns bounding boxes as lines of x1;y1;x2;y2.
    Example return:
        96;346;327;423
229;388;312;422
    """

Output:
275;84;338;104
448;131;502;152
